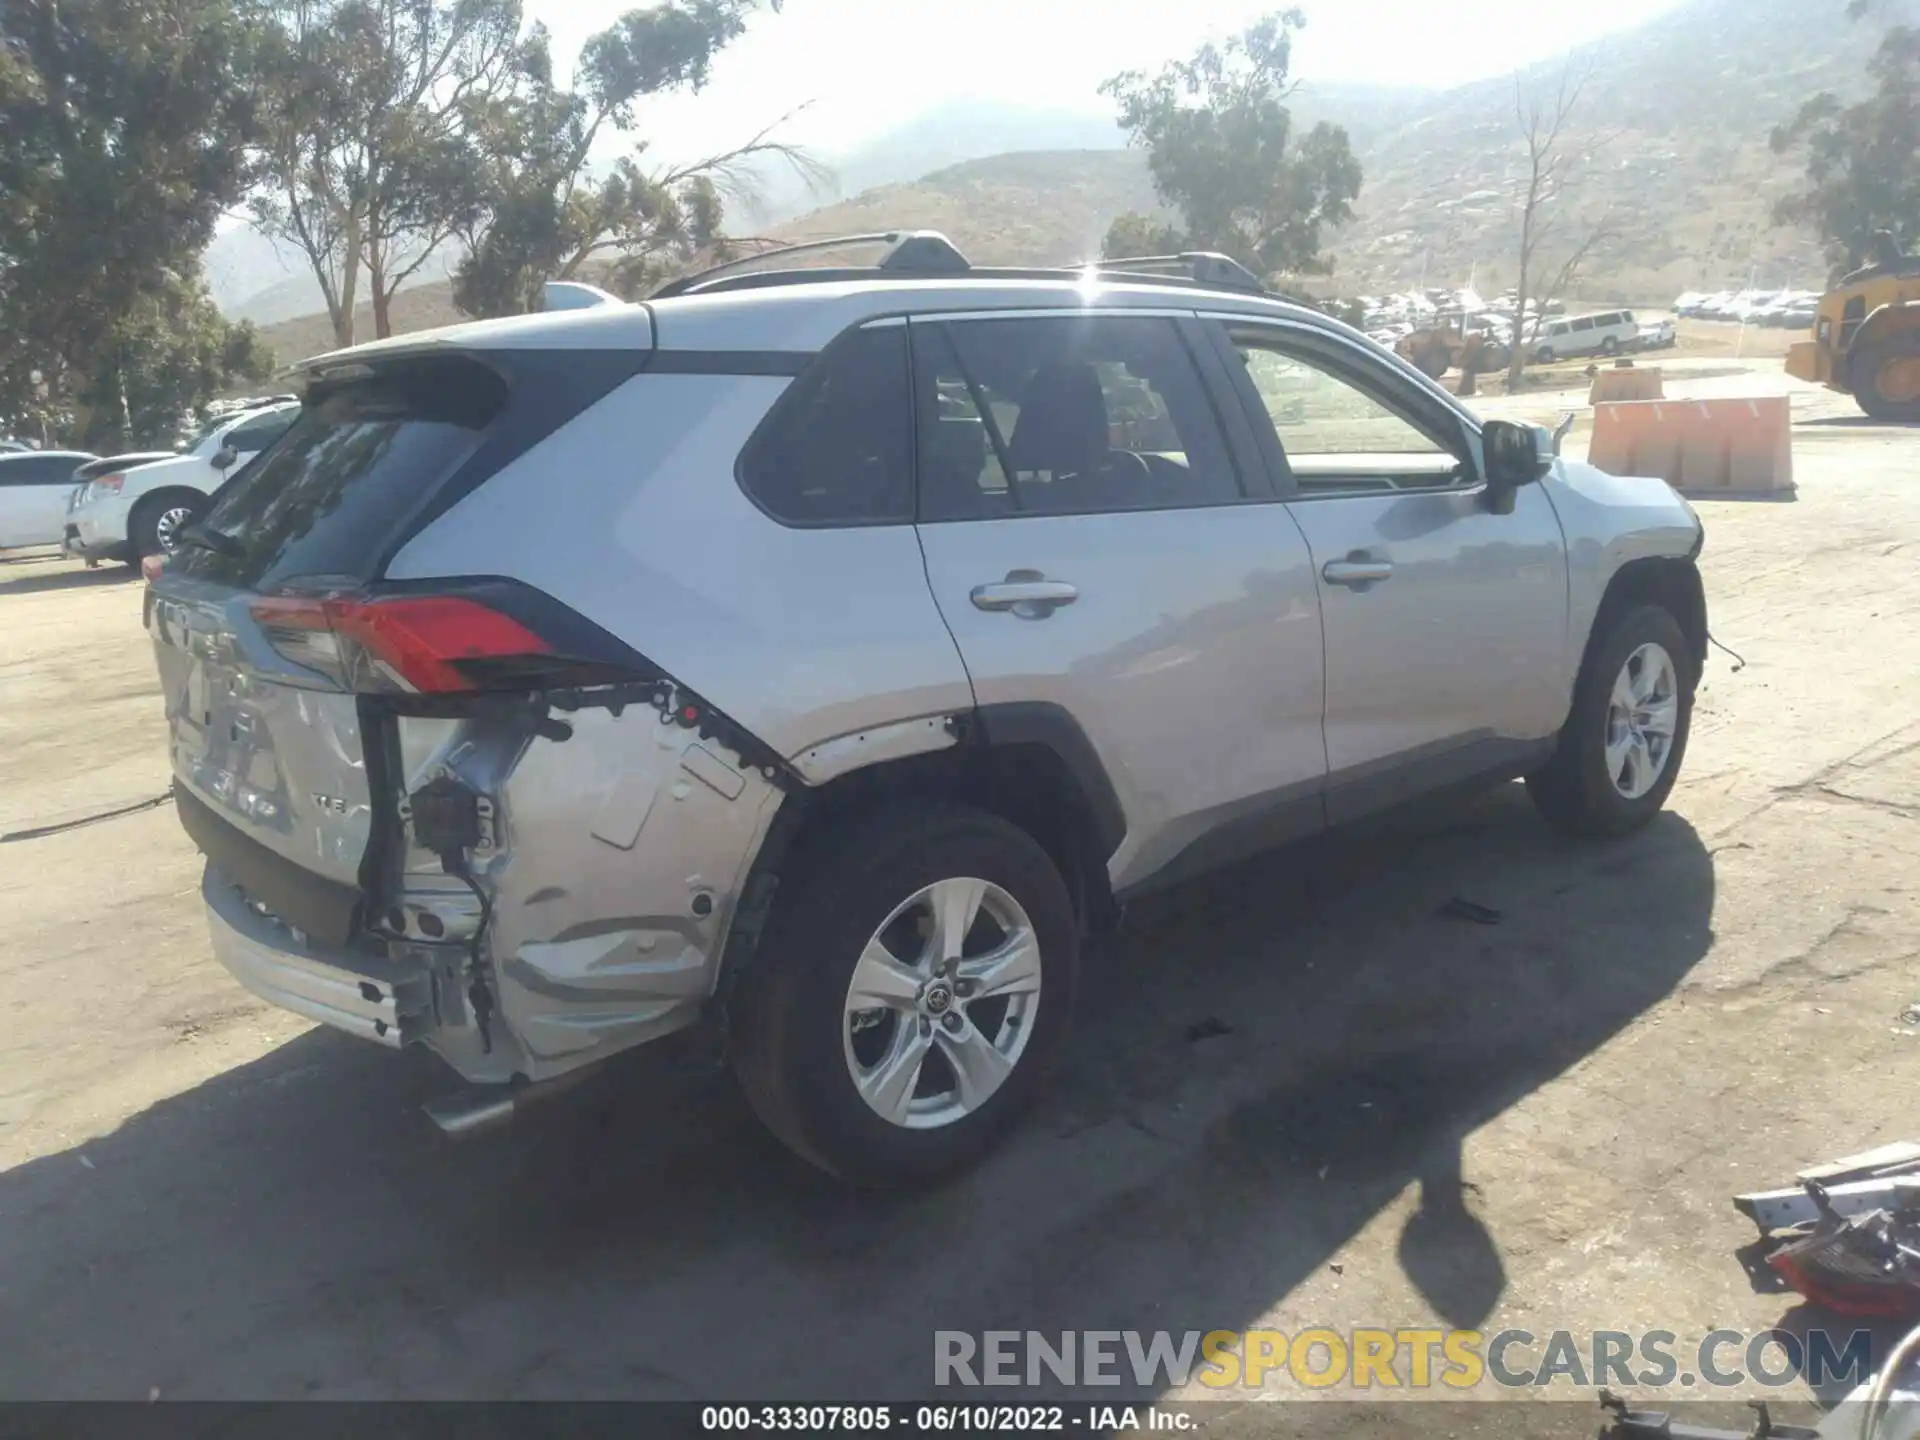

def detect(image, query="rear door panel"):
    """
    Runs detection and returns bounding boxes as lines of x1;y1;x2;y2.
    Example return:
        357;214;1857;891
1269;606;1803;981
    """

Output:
908;311;1327;892
0;455;85;546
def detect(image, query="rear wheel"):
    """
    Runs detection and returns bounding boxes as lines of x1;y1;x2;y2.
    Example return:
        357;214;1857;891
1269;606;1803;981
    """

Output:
130;491;204;560
1528;604;1695;838
1854;335;1920;422
731;803;1078;1186
1601;337;1620;356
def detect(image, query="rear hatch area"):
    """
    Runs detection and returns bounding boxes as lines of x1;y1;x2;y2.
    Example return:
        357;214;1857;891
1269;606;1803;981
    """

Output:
147;347;644;946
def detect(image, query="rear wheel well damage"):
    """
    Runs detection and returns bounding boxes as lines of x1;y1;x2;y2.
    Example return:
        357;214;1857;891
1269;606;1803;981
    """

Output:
1585;557;1707;690
715;714;1124;1012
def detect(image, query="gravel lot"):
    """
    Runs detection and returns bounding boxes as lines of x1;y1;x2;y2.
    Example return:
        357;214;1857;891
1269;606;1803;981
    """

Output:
1;368;1915;1432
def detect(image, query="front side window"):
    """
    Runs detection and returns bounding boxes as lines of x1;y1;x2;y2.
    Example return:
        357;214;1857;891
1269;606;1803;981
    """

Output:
1227;332;1466;495
911;314;1239;522
736;325;913;526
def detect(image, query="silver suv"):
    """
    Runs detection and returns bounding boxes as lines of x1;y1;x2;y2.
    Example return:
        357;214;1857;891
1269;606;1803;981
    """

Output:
145;233;1707;1184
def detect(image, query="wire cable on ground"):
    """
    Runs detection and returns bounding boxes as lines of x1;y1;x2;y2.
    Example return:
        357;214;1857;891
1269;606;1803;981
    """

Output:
1708;631;1748;673
0;790;174;845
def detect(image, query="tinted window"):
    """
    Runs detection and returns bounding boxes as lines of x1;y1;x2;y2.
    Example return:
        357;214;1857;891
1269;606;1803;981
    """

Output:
181;359;504;590
912;315;1238;522
225;409;298;450
0;454;85;485
1572;317;1595;332
737;326;912;526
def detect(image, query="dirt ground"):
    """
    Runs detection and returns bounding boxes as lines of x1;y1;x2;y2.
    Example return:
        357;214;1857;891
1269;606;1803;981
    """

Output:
1;366;1916;1431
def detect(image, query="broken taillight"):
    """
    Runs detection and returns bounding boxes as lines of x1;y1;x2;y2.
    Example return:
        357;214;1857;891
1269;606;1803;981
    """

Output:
249;589;623;694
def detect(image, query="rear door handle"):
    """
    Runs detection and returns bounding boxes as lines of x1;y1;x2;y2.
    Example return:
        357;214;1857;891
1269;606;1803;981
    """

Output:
970;574;1079;618
1321;558;1394;589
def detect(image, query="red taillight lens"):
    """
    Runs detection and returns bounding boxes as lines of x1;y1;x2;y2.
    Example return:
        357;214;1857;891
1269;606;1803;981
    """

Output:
251;594;554;693
93;473;125;495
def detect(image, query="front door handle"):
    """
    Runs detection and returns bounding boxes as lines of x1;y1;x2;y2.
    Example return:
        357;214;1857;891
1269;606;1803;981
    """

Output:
971;572;1079;618
1322;557;1394;589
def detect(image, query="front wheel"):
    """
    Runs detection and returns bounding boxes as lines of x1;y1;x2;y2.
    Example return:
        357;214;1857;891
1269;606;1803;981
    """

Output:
1601;337;1620;356
731;803;1078;1186
1528;604;1695;838
1854;336;1920;423
130;492;204;560
1537;346;1557;365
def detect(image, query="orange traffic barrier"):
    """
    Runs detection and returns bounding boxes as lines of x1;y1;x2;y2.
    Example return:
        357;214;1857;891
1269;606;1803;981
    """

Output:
1587;396;1794;496
1589;366;1665;404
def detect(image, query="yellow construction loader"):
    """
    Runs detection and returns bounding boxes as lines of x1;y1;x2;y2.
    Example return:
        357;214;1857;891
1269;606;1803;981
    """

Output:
1786;233;1920;421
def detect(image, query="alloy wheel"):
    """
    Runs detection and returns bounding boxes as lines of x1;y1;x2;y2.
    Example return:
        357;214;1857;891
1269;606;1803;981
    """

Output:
1606;642;1680;800
842;877;1041;1130
154;505;195;554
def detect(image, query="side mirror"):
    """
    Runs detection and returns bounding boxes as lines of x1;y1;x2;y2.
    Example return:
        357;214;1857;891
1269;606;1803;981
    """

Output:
1482;420;1553;514
211;447;237;472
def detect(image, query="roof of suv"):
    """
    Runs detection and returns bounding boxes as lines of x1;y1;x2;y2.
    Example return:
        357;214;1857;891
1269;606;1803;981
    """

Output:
296;231;1342;370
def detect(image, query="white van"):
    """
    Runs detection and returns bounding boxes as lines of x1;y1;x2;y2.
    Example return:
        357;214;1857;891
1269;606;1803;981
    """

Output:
1533;309;1640;363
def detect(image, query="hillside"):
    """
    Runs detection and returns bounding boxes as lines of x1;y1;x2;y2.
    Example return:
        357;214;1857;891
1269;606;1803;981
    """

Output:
770;150;1161;265
252;0;1915;364
1330;0;1917;297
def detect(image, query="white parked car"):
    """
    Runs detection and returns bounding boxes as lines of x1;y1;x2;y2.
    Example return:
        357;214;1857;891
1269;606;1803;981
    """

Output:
1532;309;1642;363
1635;317;1678;351
67;403;299;564
0;450;97;552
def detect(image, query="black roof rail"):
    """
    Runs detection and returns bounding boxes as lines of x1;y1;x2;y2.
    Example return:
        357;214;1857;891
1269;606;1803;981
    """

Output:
651;231;971;298
644;231;1272;302
1085;252;1266;293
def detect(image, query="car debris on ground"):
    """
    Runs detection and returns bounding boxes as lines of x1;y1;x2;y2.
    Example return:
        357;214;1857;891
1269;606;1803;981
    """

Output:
1736;1144;1920;1316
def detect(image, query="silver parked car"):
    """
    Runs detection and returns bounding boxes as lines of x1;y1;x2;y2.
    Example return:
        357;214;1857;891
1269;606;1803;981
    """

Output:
145;233;1707;1184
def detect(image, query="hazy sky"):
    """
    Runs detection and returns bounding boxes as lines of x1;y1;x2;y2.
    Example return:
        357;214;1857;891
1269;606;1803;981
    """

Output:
532;0;1689;159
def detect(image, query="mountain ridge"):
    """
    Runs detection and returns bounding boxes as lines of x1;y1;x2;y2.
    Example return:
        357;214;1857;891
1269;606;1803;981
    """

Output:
248;0;1915;360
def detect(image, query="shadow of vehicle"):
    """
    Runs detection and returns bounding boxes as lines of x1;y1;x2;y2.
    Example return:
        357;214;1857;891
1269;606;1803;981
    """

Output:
1799;415;1920;430
0;566;137;597
0;784;1715;1400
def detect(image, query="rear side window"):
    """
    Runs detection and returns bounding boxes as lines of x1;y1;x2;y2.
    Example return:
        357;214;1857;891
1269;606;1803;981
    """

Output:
736;325;913;526
912;314;1239;522
1573;317;1595;332
183;358;506;590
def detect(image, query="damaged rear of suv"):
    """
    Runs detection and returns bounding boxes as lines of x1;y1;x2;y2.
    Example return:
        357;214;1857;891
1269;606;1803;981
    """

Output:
148;283;1052;1183
151;233;1708;1185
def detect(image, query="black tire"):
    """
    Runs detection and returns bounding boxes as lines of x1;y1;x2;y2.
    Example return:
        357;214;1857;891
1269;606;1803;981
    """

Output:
731;802;1079;1186
1537;346;1557;364
1601;337;1619;356
1853;335;1920;423
130;491;204;560
1527;604;1696;839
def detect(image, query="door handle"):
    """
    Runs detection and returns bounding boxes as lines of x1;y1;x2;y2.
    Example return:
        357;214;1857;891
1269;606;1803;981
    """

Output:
1321;557;1394;588
970;573;1079;618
